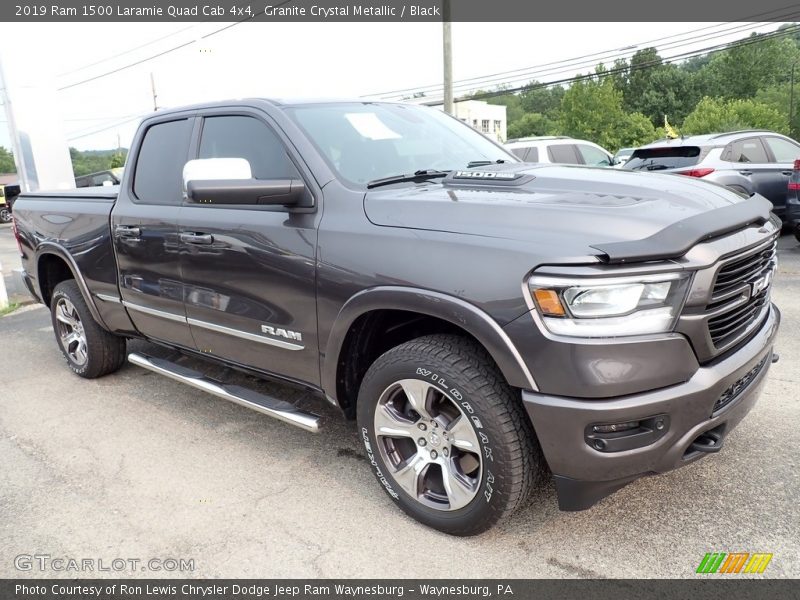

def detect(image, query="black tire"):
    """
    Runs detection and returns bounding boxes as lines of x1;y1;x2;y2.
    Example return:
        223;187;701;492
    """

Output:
357;334;546;535
50;280;126;378
0;207;10;224
794;225;800;244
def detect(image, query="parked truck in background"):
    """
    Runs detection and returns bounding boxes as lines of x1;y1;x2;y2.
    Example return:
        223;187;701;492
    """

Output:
12;99;781;535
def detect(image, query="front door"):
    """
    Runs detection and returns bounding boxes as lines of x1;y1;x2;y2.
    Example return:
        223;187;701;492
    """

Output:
761;135;800;219
178;113;320;385
111;116;196;349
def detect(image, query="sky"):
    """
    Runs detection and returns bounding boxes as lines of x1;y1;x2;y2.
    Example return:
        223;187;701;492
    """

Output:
0;21;787;152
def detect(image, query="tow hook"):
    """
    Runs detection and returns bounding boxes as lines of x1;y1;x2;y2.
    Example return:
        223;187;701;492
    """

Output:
772;353;780;364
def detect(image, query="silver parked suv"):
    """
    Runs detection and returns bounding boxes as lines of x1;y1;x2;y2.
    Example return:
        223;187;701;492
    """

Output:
623;130;800;221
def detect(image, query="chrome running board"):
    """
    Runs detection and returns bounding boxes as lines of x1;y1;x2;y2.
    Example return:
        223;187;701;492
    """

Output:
128;353;321;433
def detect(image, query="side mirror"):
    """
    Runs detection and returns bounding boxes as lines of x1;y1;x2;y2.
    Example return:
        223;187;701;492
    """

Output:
182;158;305;206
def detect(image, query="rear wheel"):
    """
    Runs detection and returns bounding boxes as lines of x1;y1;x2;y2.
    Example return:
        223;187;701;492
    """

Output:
50;280;127;378
0;207;10;223
357;334;546;535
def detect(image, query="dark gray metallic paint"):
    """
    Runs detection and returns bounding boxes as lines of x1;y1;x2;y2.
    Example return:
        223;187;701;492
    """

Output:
12;98;782;512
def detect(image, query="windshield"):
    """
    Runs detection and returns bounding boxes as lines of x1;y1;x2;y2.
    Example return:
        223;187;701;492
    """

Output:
287;103;516;186
624;146;701;171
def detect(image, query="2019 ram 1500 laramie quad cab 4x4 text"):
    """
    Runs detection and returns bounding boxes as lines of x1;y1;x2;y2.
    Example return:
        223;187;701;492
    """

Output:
12;99;781;535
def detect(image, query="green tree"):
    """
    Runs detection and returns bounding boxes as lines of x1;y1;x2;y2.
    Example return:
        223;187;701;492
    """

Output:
507;113;558;139
682;97;789;135
0;146;16;173
485;92;525;124
110;152;126;169
618;112;658;148
623;48;663;113
703;33;800;100
69;147;128;176
636;65;699;127
518;82;564;119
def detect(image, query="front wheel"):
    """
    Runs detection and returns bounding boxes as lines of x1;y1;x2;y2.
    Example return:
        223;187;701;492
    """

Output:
357;334;546;535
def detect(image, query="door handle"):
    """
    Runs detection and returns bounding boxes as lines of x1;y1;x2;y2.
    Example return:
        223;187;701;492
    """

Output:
180;232;214;245
114;225;141;238
782;171;793;176
738;170;752;176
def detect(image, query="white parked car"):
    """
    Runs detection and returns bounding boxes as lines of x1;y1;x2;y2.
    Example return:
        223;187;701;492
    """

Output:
505;136;615;166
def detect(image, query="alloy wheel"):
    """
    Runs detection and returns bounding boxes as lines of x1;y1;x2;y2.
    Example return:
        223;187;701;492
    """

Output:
374;378;482;511
54;297;88;366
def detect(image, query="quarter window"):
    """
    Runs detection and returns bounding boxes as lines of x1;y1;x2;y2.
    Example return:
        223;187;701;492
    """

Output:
726;138;769;164
198;116;300;180
577;144;611;166
763;136;800;163
133;118;193;205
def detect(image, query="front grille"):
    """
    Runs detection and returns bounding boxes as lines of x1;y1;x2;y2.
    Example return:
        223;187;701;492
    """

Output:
711;242;776;301
705;240;776;351
708;290;770;347
713;354;768;414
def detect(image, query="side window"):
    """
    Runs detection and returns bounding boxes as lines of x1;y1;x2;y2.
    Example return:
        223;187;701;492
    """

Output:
763;136;800;164
133;118;193;205
547;144;580;164
198;115;300;180
577;144;611;166
524;147;539;162
509;147;527;160
726;138;769;164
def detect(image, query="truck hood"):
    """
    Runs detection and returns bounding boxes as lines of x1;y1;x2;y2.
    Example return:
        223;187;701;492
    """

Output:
363;164;774;263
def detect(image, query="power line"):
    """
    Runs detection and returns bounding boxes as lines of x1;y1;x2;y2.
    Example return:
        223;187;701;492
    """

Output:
461;24;800;104
66;113;149;141
56;24;197;78
57;1;295;92
383;19;798;100
367;6;800;100
442;20;795;97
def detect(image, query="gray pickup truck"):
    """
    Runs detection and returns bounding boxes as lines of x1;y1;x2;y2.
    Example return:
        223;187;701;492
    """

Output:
12;99;781;535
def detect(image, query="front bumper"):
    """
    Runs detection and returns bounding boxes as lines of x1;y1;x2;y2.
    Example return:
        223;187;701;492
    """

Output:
522;303;781;511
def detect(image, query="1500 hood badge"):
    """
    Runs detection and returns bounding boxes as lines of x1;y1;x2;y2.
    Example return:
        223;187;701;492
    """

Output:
453;171;519;180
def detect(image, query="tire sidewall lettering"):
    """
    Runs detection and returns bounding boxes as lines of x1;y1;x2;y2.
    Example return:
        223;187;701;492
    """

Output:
413;366;496;504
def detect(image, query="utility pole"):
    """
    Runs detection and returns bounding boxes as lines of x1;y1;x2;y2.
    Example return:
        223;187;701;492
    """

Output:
442;0;453;115
150;72;158;111
790;62;797;139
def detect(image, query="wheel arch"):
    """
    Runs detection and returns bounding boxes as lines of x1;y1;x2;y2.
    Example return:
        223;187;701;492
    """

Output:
36;243;110;330
323;287;537;417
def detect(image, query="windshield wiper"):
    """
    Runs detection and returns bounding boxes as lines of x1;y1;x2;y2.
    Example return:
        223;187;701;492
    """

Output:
366;169;450;189
466;159;507;168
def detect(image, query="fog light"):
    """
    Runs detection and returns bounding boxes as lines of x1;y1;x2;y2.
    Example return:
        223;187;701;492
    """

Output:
592;421;640;434
585;414;670;453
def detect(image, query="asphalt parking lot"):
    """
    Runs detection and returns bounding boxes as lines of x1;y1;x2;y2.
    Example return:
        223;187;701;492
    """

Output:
0;222;798;578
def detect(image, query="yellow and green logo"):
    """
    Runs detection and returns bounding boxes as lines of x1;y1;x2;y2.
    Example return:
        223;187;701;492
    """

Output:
697;552;773;574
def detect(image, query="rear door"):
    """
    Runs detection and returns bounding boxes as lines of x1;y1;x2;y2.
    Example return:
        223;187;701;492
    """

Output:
111;115;197;349
547;143;581;164
721;137;779;209
761;135;800;219
178;111;320;385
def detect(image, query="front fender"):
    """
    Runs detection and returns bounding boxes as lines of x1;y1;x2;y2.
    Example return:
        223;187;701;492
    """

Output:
322;286;538;401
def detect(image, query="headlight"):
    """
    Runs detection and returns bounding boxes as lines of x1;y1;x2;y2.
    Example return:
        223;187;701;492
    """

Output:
528;272;690;338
